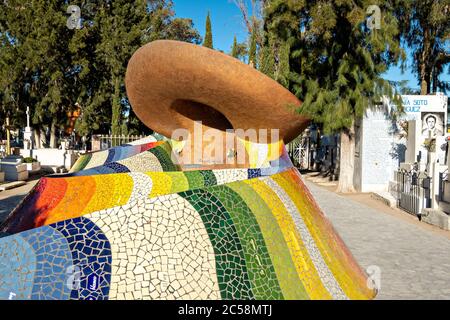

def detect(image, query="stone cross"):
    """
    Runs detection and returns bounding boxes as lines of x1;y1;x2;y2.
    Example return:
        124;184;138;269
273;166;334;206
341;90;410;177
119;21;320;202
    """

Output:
26;106;30;128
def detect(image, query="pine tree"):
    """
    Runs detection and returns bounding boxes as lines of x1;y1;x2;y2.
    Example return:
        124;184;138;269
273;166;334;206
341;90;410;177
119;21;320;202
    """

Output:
203;11;213;49
264;0;403;192
0;0;202;142
0;0;78;148
395;1;450;94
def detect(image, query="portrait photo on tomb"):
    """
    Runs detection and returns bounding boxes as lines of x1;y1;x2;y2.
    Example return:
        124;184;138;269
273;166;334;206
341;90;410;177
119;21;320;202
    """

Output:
0;0;449;309
421;112;445;137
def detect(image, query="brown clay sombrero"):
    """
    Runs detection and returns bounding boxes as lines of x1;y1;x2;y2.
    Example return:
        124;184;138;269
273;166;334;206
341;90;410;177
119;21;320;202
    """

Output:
125;40;308;144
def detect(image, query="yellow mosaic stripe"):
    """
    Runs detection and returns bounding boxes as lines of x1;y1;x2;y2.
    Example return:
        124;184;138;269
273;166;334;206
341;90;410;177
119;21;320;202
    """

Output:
228;182;307;300
272;171;374;299
146;172;189;198
146;172;172;198
238;138;283;168
81;174;133;215
244;179;332;299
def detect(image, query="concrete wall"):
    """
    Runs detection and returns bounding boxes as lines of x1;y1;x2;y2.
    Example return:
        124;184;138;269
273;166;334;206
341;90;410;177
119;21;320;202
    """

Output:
358;107;405;192
21;149;78;170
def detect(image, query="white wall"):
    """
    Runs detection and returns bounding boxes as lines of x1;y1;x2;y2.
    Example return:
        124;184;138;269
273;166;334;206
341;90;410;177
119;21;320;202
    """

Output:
356;93;448;193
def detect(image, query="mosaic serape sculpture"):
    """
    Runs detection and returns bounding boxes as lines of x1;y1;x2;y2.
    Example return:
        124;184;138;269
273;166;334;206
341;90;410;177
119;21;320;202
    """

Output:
0;41;375;300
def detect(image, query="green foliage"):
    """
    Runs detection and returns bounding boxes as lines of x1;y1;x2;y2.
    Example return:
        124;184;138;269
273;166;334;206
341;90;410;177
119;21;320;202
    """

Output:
231;36;238;58
0;0;201;139
23;156;37;163
263;0;404;134
203;11;213;49
395;0;450;94
230;35;248;62
248;24;258;67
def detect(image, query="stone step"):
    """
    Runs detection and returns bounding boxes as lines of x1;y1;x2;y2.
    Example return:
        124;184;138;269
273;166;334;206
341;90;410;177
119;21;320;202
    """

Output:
438;200;450;215
422;207;450;231
371;191;397;208
0;181;26;191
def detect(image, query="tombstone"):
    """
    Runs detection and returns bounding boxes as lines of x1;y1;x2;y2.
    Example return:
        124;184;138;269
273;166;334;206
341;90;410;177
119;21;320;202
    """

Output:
404;120;421;165
0;155;28;181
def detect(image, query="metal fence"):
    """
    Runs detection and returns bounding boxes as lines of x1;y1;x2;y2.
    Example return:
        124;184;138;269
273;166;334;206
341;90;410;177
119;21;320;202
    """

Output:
439;169;448;201
94;135;146;150
287;136;311;169
395;170;431;216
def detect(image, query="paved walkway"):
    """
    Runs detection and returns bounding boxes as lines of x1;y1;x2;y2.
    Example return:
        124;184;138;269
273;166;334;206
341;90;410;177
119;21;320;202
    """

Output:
306;180;450;300
0;179;38;223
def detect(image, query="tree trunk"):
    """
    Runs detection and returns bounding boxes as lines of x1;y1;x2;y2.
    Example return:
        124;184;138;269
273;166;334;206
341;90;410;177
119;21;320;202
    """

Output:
49;120;57;148
40;128;47;148
336;124;356;193
33;128;41;149
420;28;431;95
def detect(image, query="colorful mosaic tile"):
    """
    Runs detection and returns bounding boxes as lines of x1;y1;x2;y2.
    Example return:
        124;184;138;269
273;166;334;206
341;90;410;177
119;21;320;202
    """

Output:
0;137;376;300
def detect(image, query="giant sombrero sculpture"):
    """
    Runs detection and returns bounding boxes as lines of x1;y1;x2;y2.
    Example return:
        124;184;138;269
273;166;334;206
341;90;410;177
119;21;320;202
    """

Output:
0;40;375;300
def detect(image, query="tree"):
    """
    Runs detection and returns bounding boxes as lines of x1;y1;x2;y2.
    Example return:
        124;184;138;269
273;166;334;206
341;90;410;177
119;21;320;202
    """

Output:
203;11;213;49
263;0;403;192
231;36;238;58
233;0;265;66
248;23;258;67
0;0;79;148
396;1;450;94
230;35;248;62
163;18;202;44
0;0;202;146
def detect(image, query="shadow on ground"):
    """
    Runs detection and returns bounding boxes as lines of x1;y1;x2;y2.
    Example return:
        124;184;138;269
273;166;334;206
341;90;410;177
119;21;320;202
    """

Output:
0;194;27;224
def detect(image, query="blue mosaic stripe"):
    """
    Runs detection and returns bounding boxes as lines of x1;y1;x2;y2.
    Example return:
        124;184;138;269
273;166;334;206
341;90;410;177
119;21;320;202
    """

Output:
105;149;116;164
0;234;36;300
52;217;112;300
104;162;131;173
20;226;73;300
247;169;262;179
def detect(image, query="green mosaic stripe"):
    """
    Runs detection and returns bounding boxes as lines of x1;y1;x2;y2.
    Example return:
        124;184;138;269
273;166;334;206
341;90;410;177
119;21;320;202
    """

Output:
199;170;217;186
159;142;182;171
165;172;189;194
184;171;205;190
208;185;283;300
180;189;254;300
149;147;178;171
71;153;92;172
228;182;309;300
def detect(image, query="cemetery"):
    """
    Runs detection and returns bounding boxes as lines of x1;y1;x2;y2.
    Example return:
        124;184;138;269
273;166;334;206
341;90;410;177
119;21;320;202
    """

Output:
0;0;449;303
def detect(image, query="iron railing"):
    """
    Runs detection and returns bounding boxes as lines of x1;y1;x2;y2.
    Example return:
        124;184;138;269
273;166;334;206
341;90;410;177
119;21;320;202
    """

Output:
439;169;448;201
94;134;146;150
396;170;431;216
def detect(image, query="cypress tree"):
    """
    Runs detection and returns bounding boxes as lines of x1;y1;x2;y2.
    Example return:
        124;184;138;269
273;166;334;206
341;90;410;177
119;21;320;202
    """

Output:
248;23;258;67
203;11;213;49
231;36;238;58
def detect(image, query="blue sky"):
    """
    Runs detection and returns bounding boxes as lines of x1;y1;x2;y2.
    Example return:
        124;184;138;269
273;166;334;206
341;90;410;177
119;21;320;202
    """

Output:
173;0;449;92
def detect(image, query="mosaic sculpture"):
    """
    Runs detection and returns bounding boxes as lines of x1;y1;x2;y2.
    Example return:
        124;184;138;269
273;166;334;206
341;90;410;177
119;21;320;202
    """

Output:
0;41;375;300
